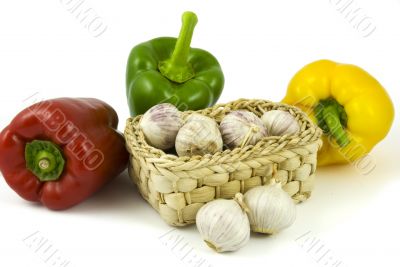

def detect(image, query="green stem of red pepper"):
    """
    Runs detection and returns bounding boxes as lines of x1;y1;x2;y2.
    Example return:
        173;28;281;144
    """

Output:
158;11;198;83
25;140;65;182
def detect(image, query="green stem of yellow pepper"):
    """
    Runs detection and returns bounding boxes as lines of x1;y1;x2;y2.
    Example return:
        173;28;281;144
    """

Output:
159;11;198;83
315;98;350;147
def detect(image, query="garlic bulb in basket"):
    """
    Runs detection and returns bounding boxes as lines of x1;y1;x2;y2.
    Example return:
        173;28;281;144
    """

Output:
196;193;250;253
175;114;223;157
139;103;183;150
261;110;300;136
243;180;296;234
220;110;267;148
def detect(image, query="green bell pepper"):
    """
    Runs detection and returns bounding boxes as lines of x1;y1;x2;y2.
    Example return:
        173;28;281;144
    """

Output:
126;11;225;116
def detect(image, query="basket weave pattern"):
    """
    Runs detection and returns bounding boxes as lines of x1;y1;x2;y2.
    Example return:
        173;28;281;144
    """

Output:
125;99;322;226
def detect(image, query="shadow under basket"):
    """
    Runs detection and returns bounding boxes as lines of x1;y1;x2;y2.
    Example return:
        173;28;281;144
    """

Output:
124;99;323;226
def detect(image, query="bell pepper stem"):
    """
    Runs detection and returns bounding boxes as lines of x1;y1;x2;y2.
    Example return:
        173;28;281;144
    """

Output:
38;156;51;170
317;99;350;147
159;11;198;83
25;140;65;182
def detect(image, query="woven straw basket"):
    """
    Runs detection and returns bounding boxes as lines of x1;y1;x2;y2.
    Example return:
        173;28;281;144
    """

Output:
125;99;323;226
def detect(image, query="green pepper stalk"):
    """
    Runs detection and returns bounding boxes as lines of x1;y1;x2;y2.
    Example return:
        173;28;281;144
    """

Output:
126;11;225;116
159;11;198;83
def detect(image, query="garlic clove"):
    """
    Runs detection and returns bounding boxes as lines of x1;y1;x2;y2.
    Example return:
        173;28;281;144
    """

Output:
196;193;250;253
261;110;300;136
175;114;223;157
140;103;183;150
220;110;268;149
244;180;296;234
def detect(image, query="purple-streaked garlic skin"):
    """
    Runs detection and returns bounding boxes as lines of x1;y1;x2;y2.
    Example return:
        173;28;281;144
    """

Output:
184;113;215;124
140;103;183;150
261;110;300;136
220;110;268;149
175;114;223;157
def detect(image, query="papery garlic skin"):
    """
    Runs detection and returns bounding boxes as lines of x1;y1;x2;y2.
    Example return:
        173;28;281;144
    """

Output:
261;110;300;136
175;114;223;157
185;113;214;124
220;110;268;149
140;103;183;150
244;180;296;234
196;194;250;253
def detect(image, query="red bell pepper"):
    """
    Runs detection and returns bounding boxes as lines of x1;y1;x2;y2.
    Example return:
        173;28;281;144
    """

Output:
0;98;129;210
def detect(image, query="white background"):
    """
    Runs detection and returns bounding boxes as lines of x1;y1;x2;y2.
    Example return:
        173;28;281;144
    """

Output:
1;0;399;266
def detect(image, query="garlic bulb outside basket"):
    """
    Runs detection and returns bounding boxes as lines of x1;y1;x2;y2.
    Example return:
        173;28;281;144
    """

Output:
220;110;268;149
244;180;296;234
175;114;223;157
261;110;300;136
139;103;182;150
196;193;250;253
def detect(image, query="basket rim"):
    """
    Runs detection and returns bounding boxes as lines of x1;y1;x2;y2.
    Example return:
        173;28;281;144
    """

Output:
124;98;322;164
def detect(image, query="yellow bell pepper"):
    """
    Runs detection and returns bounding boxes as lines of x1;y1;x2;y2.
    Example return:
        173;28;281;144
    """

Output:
282;59;394;166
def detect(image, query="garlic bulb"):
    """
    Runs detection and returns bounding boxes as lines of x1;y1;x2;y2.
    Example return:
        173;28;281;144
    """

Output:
140;103;183;150
196;193;250;253
261;110;300;136
220;110;267;148
184;113;212;123
175;114;223;157
244;180;296;234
